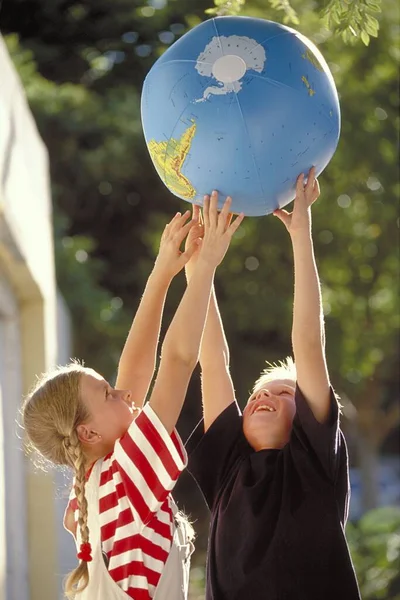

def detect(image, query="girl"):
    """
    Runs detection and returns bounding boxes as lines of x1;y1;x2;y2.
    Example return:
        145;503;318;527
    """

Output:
22;196;244;600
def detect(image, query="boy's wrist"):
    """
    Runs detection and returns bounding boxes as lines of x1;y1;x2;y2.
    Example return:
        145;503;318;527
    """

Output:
289;227;313;247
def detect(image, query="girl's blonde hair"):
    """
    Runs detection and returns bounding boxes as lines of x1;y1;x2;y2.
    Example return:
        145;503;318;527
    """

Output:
253;356;297;392
22;362;92;598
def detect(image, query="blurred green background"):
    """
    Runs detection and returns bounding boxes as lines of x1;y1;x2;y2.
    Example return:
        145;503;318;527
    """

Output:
1;0;398;597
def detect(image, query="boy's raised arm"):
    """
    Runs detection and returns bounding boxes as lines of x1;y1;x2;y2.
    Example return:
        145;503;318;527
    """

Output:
274;168;331;423
185;195;238;432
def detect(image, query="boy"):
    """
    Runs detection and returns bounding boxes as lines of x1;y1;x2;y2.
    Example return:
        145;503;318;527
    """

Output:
184;170;361;600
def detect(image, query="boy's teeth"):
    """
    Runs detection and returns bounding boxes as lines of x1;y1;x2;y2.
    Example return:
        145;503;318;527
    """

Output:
255;405;275;412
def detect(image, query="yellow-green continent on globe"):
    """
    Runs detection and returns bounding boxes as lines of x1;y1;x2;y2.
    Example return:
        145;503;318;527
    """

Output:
148;121;197;199
301;48;323;72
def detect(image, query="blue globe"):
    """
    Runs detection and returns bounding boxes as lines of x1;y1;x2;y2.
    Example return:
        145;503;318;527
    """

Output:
141;16;340;217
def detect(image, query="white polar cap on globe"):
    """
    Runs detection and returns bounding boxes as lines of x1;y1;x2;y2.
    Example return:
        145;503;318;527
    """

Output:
212;54;247;83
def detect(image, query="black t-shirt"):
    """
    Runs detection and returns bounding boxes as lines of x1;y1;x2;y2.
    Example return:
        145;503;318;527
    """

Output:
186;386;361;600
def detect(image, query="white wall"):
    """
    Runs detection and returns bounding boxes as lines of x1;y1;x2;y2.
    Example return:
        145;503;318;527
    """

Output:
0;34;73;600
0;270;29;600
55;292;76;598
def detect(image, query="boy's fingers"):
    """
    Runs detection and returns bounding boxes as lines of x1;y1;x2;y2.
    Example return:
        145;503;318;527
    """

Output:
305;166;316;194
227;212;244;235
312;179;320;202
296;173;306;196
306;178;320;206
273;209;291;227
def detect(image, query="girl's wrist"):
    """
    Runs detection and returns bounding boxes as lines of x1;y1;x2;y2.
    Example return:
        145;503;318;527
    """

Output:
194;254;218;276
185;260;196;280
149;264;174;287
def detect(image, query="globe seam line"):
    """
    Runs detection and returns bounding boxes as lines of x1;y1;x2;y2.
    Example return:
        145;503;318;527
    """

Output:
212;17;266;209
150;59;215;69
211;18;292;212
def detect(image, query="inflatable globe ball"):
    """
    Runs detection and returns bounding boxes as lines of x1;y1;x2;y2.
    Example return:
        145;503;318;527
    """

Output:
141;16;340;217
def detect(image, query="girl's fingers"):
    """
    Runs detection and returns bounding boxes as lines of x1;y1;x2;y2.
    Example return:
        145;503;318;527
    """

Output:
203;194;210;229
168;210;190;236
195;223;205;238
218;196;232;232
180;238;202;263
192;204;200;222
167;211;182;227
175;218;196;245
183;222;203;245
162;211;180;237
178;210;191;227
209;190;219;226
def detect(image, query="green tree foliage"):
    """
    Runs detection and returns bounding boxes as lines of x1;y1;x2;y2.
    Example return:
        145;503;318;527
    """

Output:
207;0;382;46
346;507;400;599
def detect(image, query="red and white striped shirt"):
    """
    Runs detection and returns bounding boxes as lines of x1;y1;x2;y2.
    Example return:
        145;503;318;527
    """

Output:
67;403;187;599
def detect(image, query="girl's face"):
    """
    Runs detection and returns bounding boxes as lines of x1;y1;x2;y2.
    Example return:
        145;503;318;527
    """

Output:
78;369;139;456
242;378;296;451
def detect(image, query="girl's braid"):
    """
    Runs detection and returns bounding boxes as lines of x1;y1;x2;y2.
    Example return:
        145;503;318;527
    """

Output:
70;432;90;547
63;432;91;597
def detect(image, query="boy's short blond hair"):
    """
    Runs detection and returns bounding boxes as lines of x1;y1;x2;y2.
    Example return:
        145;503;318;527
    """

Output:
252;356;297;393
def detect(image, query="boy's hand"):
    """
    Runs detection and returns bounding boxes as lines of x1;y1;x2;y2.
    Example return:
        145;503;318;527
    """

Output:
197;191;244;268
273;167;320;236
153;211;200;280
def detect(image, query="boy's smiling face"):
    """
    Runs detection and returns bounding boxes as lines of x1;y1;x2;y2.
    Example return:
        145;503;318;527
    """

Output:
242;379;296;451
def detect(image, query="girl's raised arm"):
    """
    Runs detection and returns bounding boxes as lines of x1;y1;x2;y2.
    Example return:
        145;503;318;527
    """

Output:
116;211;198;407
149;196;244;433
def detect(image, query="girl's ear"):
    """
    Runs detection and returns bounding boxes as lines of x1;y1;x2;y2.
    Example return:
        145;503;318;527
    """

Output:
76;424;101;445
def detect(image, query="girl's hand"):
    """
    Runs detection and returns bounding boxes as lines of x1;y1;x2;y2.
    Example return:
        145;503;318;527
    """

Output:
198;191;244;268
184;204;204;278
273;167;320;236
154;211;200;280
